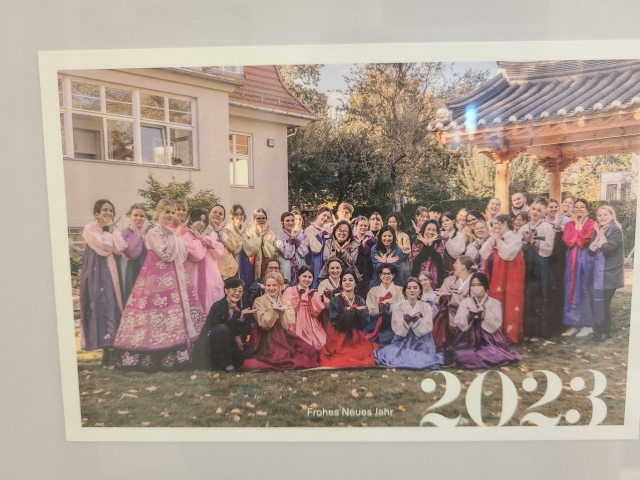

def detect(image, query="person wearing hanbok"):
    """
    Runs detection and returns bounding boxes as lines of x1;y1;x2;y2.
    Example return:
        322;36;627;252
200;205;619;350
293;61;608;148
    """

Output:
456;209;468;231
368;212;383;238
562;196;575;217
463;210;484;242
320;270;376;368
275;212;309;285
247;259;290;305
370;226;404;288
79;199;127;366
407;206;429;246
440;212;467;275
292;209;305;233
485;197;502;226
318;220;361;282
365;264;404;346
411;219;446;289
119;203;148;304
561;199;596;337
519;198;555;341
193;278;255;372
434;255;476;350
588;206;625;342
113;199;207;370
242;272;320;371
418;271;439;318
225;204;254;287
207;204;239;281
465;220;490;271
513;212;529;234
478;214;525;345
446;273;522;369
546;198;570;333
282;265;327;349
353;216;376;297
245;208;278;280
386;212;412;283
375;277;444;369
304;206;332;288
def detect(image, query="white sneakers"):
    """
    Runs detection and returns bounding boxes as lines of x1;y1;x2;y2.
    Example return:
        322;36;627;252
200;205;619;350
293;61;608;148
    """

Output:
576;327;593;338
561;326;593;337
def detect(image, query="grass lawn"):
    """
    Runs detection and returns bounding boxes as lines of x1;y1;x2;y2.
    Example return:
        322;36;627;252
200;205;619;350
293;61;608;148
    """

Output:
77;291;632;428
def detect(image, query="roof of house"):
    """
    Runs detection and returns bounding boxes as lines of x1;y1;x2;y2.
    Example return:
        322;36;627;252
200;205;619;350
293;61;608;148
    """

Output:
228;65;317;120
428;60;640;132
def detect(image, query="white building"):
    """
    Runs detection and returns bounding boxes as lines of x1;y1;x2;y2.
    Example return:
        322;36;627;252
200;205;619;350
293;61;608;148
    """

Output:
600;153;639;201
58;66;315;233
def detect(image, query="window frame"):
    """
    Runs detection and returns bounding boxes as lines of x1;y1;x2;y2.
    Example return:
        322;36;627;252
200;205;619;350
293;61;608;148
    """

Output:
229;132;253;188
59;75;198;169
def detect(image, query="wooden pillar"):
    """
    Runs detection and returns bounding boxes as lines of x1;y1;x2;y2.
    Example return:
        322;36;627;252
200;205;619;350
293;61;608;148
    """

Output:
549;165;562;201
495;163;509;214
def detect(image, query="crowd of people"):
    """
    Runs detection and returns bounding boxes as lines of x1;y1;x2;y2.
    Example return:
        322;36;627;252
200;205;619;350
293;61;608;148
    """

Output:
78;192;626;373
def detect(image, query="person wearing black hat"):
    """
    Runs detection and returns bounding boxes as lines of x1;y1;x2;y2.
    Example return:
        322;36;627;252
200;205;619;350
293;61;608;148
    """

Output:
428;204;443;223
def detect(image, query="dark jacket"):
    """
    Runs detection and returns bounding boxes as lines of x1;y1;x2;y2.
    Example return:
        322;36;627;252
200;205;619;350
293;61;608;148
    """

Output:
588;225;625;290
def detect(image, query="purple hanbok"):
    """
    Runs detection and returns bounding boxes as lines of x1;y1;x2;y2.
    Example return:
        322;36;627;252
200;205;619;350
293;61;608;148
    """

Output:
119;227;147;305
446;296;521;369
562;219;596;327
304;223;330;289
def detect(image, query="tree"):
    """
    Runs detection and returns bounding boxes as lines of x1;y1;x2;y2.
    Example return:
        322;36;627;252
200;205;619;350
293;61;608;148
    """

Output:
137;174;221;213
278;65;329;116
508;154;550;197
562;155;635;201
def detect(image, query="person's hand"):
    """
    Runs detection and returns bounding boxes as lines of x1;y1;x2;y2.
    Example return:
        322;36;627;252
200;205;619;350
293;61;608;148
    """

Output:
416;234;427;245
387;255;400;263
522;230;534;244
323;288;333;299
106;216;121;231
190;225;202;238
258;282;265;290
374;254;385;263
307;289;316;299
356;305;368;311
241;308;258;316
411;219;419;232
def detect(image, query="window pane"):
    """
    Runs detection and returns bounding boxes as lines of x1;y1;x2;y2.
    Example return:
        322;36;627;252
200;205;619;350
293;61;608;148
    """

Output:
105;87;132;103
58;78;64;107
72;114;103;160
235;135;249;155
235;157;249;185
106;101;133;116
71;81;101;111
141;125;167;164
170;128;193;166
140;93;164;108
168;111;192;125
141;106;165;121
229;134;234;153
229;159;235;184
107;120;134;161
168;98;191;112
60;113;66;156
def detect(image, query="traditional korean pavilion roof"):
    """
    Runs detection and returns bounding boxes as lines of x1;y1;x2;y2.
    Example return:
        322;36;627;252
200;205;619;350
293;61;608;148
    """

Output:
428;60;640;132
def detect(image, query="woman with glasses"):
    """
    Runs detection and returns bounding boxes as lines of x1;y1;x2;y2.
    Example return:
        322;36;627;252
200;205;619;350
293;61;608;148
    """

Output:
245;208;278;281
304;206;333;289
366;264;404;346
318;220;360;282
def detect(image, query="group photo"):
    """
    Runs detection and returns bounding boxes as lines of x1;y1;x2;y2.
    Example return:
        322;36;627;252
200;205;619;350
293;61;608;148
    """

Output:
59;59;638;428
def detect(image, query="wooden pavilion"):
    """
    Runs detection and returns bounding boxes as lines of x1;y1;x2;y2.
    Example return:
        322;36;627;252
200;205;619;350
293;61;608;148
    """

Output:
428;60;640;212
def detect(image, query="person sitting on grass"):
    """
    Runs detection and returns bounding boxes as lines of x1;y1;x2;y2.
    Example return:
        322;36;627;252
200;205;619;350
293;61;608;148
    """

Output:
248;258;290;305
193;278;256;373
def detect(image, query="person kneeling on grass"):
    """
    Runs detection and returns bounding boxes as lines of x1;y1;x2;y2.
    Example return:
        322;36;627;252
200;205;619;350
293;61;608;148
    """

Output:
193;278;256;373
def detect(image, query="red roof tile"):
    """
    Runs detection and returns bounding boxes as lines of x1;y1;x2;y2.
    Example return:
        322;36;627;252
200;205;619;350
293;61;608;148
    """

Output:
229;65;316;120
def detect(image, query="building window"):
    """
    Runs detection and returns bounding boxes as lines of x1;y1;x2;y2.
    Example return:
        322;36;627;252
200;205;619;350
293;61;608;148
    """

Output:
229;133;252;187
59;76;196;168
209;66;244;75
606;184;618;201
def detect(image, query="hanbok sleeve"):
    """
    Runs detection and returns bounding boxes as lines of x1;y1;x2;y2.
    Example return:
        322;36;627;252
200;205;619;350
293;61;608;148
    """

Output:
535;223;555;257
223;227;241;255
243;230;261;257
563;221;579;248
205;235;225;260
390;302;409;337
445;231;467;258
496;232;522;261
275;232;296;259
454;298;473;332
356;296;371;330
465;241;479;259
366;288;380;317
280;298;296;330
304;225;325;254
121;228;144;260
252;296;279;330
478;237;495;260
145;228;178;262
297;233;310;258
371;246;382;277
183;231;207;262
308;290;326;316
282;286;300;312
411;302;433;337
398;232;412;256
83;223;127;256
577;219;596;249
261;231;278;259
481;299;502;333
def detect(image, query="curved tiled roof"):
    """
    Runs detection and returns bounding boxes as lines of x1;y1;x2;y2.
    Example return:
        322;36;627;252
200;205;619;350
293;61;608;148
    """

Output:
429;60;640;132
229;65;316;120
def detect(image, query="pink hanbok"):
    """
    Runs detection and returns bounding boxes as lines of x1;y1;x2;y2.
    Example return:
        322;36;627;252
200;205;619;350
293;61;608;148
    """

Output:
181;229;225;314
282;286;327;349
113;225;206;370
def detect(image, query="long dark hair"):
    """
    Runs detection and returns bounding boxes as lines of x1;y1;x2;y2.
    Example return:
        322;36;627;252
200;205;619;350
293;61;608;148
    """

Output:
386;211;407;232
376;225;398;252
412;220;445;285
441;211;460;239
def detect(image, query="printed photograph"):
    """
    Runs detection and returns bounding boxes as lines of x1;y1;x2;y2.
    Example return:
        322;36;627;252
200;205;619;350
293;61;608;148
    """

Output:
57;59;638;429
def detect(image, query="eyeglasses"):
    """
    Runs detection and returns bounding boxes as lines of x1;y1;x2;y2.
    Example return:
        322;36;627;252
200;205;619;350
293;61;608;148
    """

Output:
228;287;244;294
255;216;267;221
267;266;280;271
380;272;393;276
336;229;350;234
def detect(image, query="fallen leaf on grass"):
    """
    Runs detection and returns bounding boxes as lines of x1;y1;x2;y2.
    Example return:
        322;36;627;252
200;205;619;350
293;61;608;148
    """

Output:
117;410;129;415
215;407;223;414
189;415;197;420
95;423;105;427
81;418;88;423
459;418;469;426
484;391;493;396
400;383;406;387
361;422;368;427
500;367;510;371
128;390;137;393
246;402;255;408
299;404;308;410
82;370;90;375
160;410;169;418
175;392;184;397
310;403;318;408
331;374;338;378
81;392;89;396
119;393;138;400
141;422;150;427
85;375;90;380
381;375;388;378
230;408;242;414
351;389;359;398
312;391;319;396
247;413;255;417
302;377;308;381
204;394;211;397
606;367;615;371
397;405;406;412
145;386;157;392
108;366;115;370
575;349;582;353
212;373;220;379
605;395;615;399
233;415;241;422
365;392;374;398
257;411;267;416
104;391;111;395
581;359;590;363
604;356;613;360
190;375;197;380
93;389;103;394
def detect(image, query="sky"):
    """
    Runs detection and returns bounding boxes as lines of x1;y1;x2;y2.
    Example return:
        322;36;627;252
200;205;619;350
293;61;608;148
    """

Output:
317;61;498;110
